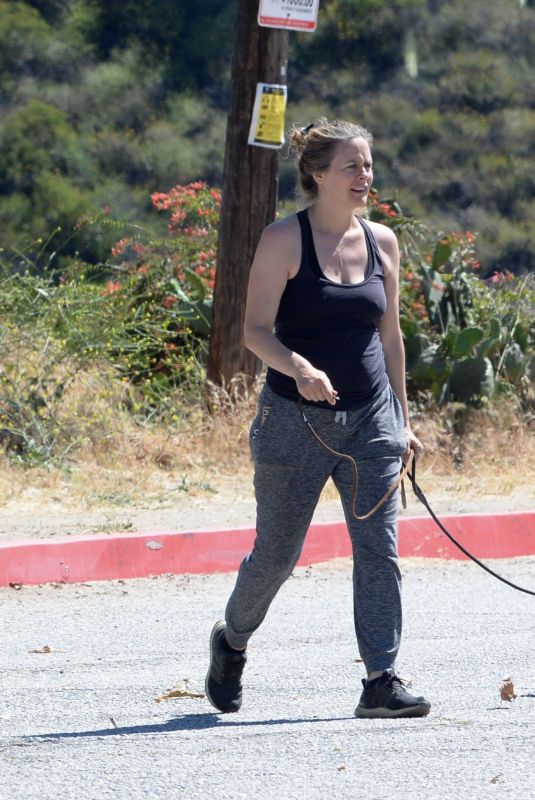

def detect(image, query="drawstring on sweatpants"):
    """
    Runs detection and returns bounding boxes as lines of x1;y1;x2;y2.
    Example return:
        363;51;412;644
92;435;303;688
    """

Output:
298;397;414;521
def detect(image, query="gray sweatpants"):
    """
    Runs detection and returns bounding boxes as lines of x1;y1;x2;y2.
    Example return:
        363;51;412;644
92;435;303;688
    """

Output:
225;383;407;673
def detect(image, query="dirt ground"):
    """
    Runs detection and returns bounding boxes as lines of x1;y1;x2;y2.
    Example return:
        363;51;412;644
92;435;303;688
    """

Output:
0;468;533;543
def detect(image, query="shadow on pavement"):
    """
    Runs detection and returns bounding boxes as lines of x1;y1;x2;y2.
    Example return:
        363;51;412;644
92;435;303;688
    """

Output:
18;712;356;742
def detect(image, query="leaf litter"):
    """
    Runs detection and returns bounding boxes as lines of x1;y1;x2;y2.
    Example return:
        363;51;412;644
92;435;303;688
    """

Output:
499;678;518;702
154;678;204;703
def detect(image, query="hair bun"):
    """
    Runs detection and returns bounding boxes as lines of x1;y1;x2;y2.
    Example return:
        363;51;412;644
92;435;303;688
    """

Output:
290;123;314;151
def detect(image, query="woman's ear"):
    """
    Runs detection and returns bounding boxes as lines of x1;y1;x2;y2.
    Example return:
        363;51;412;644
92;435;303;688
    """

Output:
312;171;324;186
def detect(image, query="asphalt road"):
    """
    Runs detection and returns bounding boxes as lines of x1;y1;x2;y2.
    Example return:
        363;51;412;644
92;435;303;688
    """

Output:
1;556;534;799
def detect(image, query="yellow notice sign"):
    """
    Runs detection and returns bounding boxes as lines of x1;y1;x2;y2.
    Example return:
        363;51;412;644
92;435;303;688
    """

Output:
248;83;287;149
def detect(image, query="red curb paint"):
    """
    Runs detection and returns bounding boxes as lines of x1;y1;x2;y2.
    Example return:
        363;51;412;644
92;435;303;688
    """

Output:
0;512;533;587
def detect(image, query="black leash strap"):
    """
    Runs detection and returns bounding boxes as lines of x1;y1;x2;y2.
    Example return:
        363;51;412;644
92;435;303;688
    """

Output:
408;459;535;597
298;399;535;597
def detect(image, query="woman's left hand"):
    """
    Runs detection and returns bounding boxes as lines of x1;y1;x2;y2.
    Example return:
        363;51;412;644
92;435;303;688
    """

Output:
403;427;424;464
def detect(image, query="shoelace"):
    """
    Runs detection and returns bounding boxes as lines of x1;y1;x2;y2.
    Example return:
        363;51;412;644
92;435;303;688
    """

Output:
389;676;408;695
220;650;246;679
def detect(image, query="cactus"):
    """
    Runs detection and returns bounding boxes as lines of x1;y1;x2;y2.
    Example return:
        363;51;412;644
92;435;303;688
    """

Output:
411;344;450;394
476;317;501;358
502;343;525;383
421;267;448;331
450;356;495;402
453;326;484;357
526;355;535;384
404;333;431;372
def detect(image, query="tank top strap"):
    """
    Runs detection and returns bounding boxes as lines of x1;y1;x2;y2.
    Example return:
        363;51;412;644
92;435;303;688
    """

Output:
357;217;384;276
296;209;314;272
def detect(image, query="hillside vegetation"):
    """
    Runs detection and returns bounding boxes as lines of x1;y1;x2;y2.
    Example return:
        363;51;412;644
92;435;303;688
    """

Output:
0;0;534;477
1;0;535;276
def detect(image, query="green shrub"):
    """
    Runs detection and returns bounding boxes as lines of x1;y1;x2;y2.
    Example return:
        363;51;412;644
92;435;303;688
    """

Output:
370;195;535;409
0;2;53;93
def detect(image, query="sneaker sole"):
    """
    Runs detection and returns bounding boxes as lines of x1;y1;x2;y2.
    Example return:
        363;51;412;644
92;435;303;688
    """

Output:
205;620;232;713
355;702;431;719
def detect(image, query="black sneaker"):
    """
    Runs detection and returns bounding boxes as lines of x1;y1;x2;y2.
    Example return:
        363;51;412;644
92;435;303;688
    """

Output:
205;620;246;713
355;672;431;719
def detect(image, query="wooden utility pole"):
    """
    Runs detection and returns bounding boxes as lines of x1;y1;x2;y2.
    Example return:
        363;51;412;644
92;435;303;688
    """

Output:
207;1;289;391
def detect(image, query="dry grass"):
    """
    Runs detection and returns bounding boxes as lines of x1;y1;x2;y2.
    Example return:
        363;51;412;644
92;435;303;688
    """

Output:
0;376;534;509
409;402;535;494
0;375;259;509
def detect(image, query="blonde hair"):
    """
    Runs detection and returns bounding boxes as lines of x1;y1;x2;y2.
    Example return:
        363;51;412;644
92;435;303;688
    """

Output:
290;118;373;203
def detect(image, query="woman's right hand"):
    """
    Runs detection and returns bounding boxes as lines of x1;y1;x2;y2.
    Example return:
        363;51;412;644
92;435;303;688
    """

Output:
294;361;338;405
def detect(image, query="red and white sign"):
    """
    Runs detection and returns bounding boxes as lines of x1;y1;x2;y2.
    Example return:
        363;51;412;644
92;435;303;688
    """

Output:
258;0;320;32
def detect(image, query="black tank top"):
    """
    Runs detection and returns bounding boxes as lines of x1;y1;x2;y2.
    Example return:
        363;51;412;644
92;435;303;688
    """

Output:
266;209;389;410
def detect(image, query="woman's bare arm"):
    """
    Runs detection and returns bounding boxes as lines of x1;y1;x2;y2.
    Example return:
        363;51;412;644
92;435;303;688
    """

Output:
244;217;337;405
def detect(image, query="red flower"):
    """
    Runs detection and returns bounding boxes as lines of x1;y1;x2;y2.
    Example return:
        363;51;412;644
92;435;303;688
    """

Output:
111;238;129;257
170;209;186;226
102;280;121;295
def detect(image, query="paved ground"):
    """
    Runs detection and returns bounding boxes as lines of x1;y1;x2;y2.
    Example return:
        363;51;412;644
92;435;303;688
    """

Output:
1;556;534;799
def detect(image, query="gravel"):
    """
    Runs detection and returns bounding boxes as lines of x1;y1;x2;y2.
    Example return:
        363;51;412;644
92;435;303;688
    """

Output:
1;556;534;799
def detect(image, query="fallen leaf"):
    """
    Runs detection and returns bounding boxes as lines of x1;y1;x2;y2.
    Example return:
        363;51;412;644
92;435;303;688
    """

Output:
109;716;118;729
490;773;504;784
337;765;347;772
29;645;63;654
154;679;204;703
353;658;364;664
9;582;23;590
499;678;518;702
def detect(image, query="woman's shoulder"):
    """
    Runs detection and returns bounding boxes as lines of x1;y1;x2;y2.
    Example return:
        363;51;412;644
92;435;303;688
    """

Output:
263;212;301;242
363;219;399;259
363;218;397;244
250;212;302;278
259;213;301;259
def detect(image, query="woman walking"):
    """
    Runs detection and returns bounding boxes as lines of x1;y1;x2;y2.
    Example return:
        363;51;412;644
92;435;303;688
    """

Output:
205;119;430;719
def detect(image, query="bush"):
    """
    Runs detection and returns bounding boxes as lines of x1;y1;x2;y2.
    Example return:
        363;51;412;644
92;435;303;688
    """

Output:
369;195;535;409
2;182;533;466
0;2;53;94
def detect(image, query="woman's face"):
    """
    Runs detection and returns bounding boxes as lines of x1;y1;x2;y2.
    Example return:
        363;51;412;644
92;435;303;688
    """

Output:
314;137;373;210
